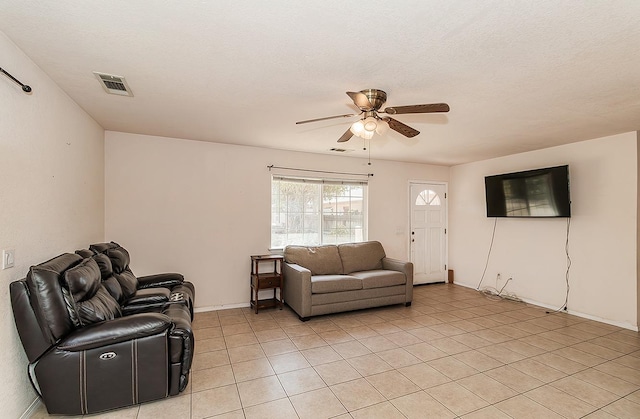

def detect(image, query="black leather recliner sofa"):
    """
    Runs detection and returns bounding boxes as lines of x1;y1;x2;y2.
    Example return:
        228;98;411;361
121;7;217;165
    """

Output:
10;242;195;415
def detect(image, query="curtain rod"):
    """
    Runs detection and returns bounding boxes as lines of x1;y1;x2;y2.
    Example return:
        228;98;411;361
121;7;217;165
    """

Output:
267;165;373;177
0;67;32;93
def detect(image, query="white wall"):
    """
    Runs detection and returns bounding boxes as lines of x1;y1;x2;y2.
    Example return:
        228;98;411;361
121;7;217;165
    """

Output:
449;132;638;329
105;131;449;310
0;32;105;418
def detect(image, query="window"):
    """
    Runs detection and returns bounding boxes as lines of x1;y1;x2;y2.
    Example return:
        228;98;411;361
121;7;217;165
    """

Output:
415;189;441;206
271;176;367;248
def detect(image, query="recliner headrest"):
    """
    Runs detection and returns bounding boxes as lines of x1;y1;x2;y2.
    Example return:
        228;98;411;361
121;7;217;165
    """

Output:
75;249;95;258
64;258;101;302
89;241;121;254
105;246;130;273
27;253;83;342
93;253;114;278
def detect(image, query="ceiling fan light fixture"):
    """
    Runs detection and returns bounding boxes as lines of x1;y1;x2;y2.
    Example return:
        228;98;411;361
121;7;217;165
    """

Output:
375;118;389;135
363;117;378;132
350;120;365;136
362;130;374;140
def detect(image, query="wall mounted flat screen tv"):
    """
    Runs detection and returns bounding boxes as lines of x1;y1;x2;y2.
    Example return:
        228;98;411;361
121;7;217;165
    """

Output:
485;165;571;218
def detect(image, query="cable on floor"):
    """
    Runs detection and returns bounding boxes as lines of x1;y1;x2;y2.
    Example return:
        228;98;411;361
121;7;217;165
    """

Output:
476;217;498;290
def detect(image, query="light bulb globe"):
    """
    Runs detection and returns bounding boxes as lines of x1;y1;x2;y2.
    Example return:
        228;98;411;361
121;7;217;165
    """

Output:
363;117;378;132
350;120;365;136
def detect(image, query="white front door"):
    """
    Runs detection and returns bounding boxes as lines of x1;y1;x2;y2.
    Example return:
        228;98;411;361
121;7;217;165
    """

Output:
410;182;447;284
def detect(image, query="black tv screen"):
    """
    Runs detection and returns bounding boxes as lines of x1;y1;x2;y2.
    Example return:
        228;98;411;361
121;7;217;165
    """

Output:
485;165;571;218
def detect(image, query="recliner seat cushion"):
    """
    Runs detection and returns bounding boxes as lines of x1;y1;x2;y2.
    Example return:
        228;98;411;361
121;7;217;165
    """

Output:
284;245;343;275
338;241;386;274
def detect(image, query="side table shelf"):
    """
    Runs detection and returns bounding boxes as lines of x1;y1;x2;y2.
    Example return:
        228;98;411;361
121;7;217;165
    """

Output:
250;255;284;313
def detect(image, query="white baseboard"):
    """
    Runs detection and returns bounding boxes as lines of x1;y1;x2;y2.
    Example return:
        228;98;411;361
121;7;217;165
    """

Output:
194;302;250;313
453;281;638;331
21;397;42;419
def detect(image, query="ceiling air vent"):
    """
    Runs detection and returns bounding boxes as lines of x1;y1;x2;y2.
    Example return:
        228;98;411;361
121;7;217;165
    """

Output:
93;72;133;97
330;148;353;153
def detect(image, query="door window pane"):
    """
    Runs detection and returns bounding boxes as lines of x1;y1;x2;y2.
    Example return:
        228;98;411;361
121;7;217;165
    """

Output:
416;189;441;206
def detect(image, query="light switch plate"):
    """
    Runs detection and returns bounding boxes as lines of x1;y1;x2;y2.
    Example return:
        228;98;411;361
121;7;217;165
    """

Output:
3;249;15;269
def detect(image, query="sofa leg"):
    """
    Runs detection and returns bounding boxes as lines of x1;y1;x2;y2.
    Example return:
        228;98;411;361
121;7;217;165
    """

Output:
298;315;309;322
405;302;412;307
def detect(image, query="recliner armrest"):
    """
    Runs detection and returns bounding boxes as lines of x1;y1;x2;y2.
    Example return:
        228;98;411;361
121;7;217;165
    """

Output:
58;313;172;351
137;273;184;289
126;287;171;306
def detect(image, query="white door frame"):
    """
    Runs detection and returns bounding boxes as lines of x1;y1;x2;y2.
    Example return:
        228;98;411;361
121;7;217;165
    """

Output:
408;180;449;283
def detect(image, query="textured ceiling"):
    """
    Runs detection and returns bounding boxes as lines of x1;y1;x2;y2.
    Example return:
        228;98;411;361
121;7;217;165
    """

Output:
1;1;640;165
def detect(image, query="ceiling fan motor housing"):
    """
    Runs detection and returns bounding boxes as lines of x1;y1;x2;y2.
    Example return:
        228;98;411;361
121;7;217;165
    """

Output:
360;89;387;110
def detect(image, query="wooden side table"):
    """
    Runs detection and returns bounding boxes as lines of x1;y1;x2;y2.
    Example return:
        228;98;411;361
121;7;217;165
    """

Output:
250;255;284;313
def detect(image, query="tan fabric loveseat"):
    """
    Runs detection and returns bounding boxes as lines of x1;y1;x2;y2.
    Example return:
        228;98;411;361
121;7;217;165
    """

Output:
282;241;413;321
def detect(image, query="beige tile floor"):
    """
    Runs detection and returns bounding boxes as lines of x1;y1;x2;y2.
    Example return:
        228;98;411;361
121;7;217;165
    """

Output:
32;284;640;419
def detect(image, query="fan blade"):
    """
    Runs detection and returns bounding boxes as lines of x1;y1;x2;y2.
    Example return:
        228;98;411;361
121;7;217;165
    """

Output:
346;91;374;111
296;113;356;125
385;117;420;138
337;128;353;143
383;103;450;115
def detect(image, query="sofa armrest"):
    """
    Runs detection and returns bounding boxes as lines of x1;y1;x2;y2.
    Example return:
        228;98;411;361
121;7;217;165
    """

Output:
282;263;312;319
137;273;184;289
382;258;413;303
57;313;172;351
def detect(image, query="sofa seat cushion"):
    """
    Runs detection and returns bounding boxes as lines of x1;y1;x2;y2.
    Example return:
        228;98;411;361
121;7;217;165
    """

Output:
311;275;362;294
311;285;406;306
338;241;386;274
350;270;406;289
285;245;343;275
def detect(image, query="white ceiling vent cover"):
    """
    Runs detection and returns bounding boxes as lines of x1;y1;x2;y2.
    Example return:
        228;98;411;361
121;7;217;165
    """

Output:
93;72;134;97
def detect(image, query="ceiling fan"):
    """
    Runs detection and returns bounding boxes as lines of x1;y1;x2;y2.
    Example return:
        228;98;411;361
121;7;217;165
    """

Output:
295;89;450;143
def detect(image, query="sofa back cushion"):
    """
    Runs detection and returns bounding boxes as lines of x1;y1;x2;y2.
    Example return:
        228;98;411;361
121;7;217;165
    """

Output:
91;242;138;299
63;258;121;326
92;253;124;302
338;241;386;274
284;245;343;275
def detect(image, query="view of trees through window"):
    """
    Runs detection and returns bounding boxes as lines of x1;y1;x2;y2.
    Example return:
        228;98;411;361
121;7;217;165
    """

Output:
271;177;366;248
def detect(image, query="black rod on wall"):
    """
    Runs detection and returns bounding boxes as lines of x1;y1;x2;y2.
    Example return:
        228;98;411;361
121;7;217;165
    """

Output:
267;165;373;177
1;67;32;93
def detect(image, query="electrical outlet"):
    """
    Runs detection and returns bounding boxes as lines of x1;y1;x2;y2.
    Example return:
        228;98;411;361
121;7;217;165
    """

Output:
3;249;15;269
